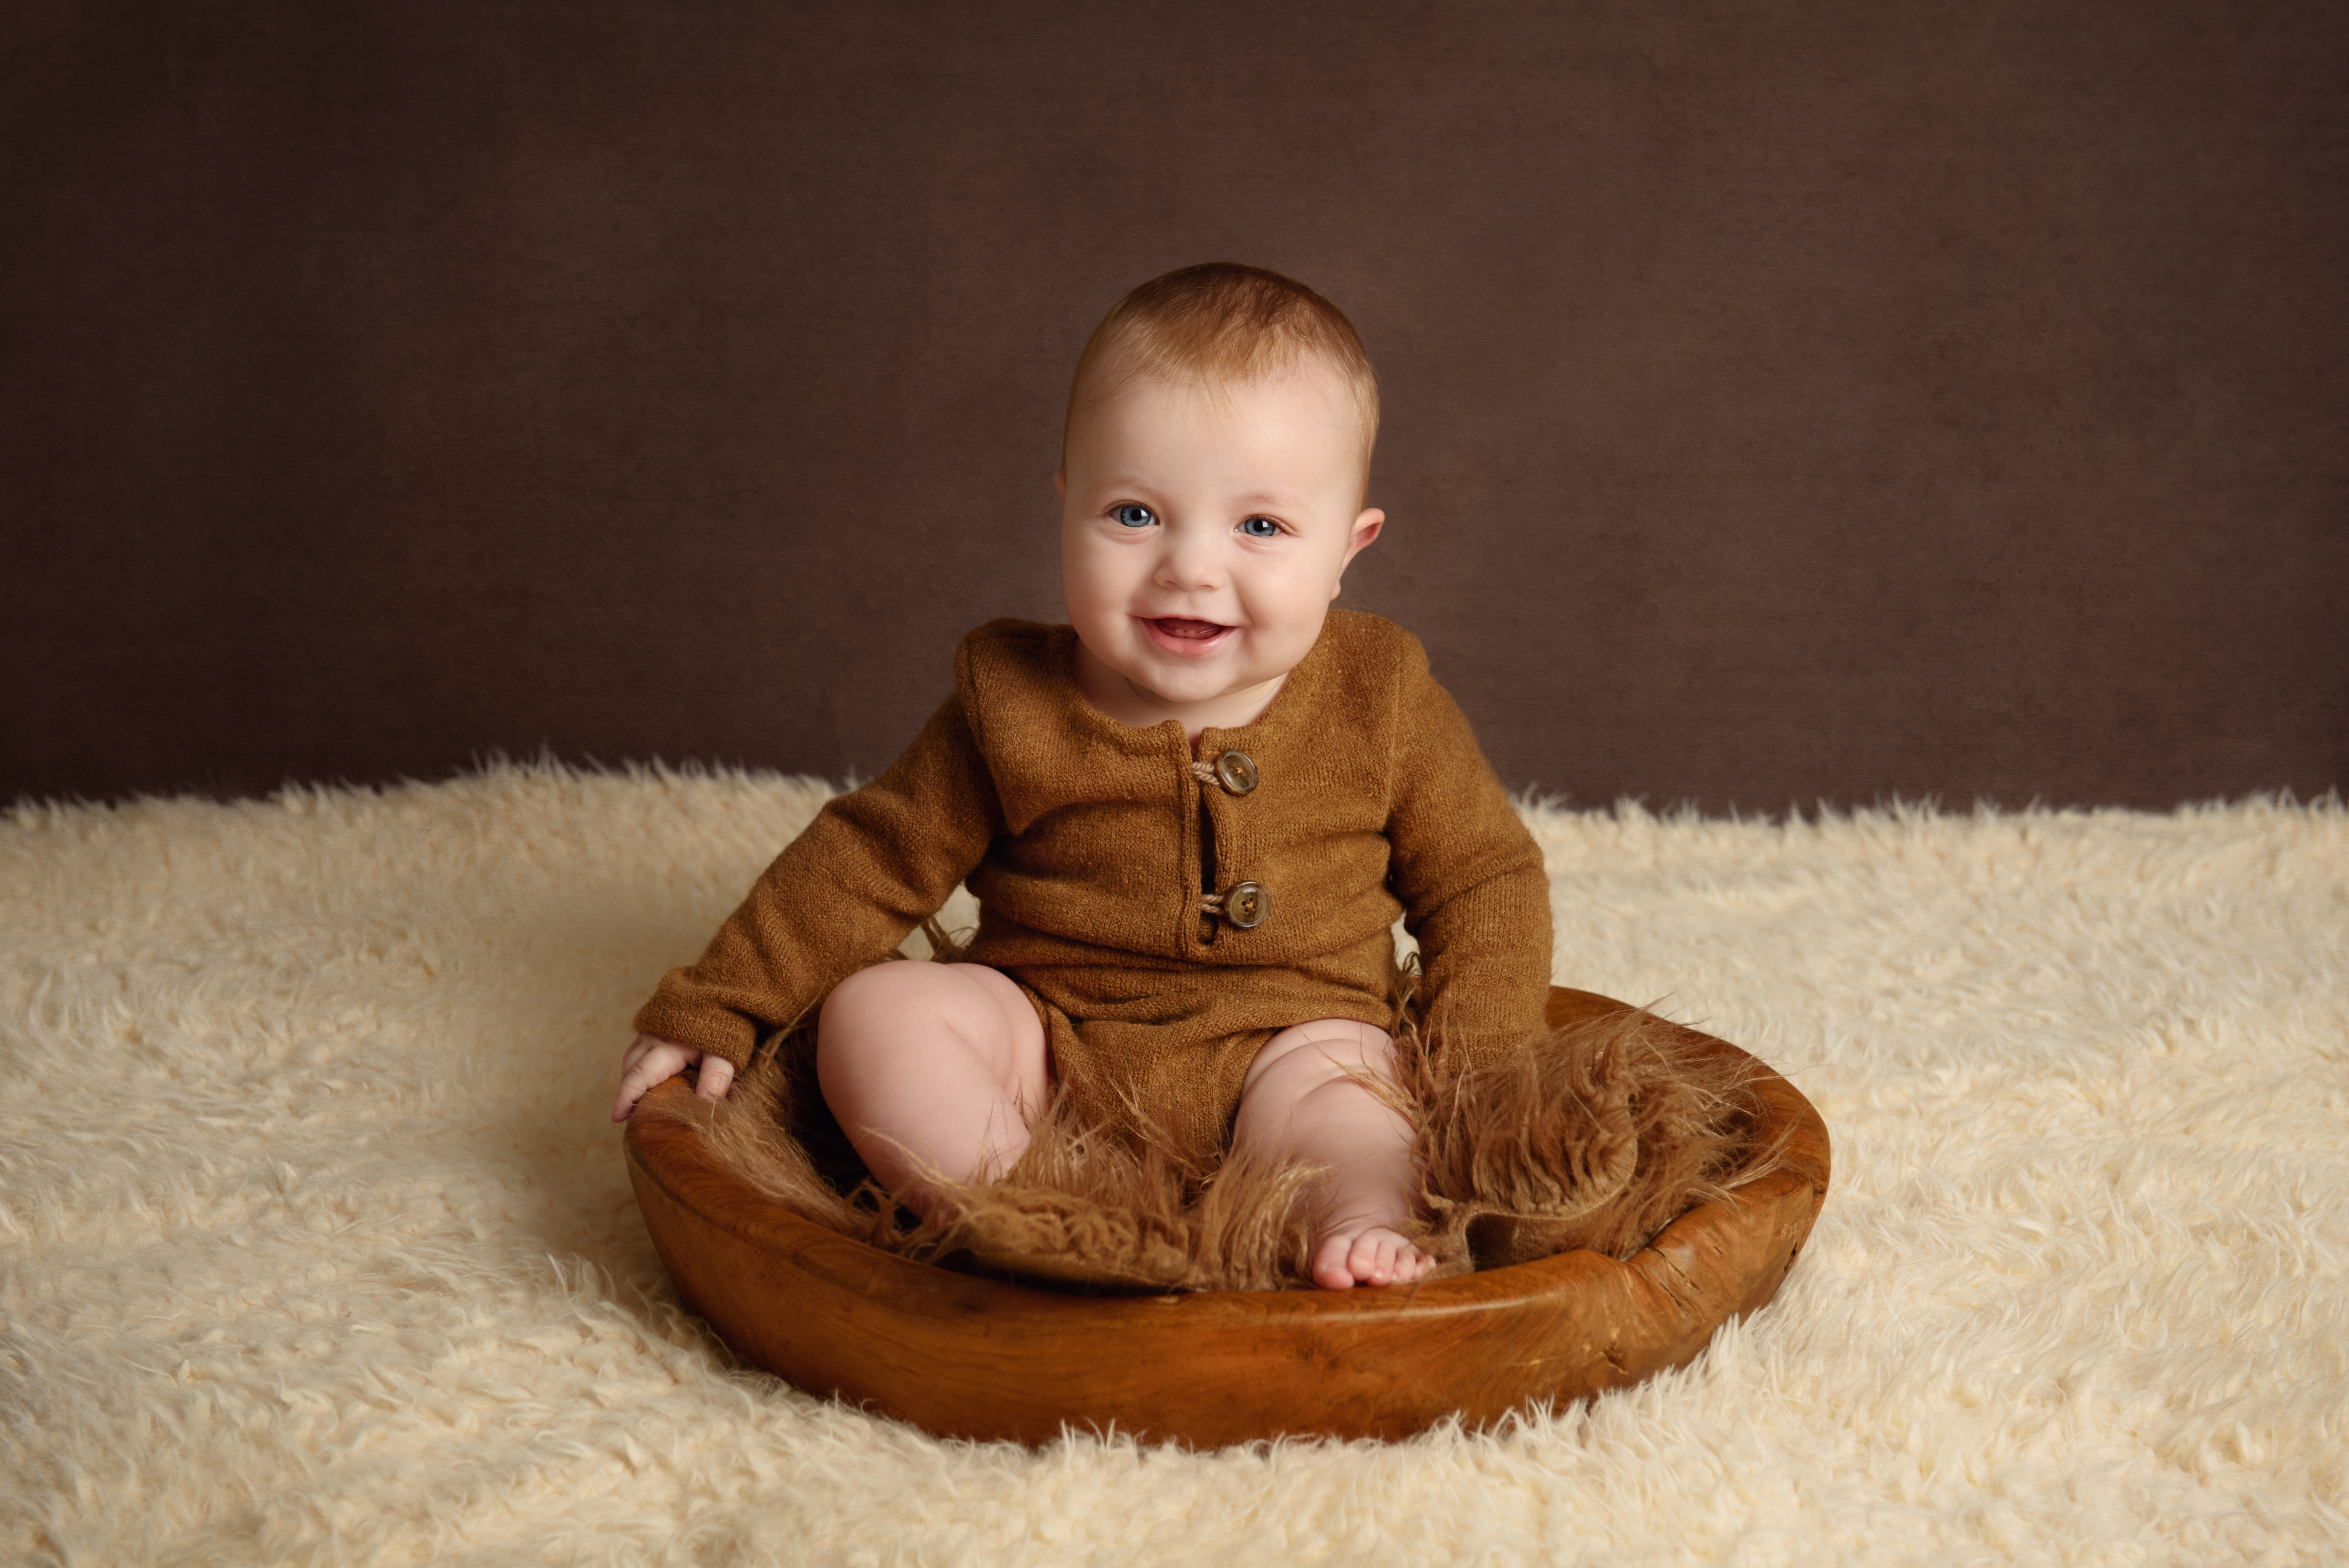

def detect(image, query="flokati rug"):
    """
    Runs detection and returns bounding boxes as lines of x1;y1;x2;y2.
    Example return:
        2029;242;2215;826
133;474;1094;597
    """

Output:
3;765;2343;1566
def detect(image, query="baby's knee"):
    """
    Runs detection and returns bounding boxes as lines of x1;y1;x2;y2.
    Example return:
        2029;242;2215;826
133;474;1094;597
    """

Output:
1233;1023;1412;1156
817;961;1046;1100
820;957;945;1030
1245;1021;1397;1096
816;964;925;1083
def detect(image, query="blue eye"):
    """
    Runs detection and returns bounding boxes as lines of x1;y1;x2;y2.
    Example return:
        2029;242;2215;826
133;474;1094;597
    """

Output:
1113;503;1155;529
1239;516;1280;538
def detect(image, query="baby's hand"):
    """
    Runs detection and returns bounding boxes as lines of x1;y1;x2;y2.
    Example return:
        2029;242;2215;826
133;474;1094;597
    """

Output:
610;1033;736;1122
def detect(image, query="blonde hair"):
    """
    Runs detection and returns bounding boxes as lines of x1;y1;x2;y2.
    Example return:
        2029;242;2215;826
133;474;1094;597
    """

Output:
1062;263;1380;466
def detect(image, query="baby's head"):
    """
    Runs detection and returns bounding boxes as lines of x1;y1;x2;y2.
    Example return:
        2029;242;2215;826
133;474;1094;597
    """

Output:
1057;264;1386;734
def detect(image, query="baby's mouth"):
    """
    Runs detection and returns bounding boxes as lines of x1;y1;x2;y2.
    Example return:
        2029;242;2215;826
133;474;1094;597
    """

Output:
1148;617;1229;641
1141;616;1235;655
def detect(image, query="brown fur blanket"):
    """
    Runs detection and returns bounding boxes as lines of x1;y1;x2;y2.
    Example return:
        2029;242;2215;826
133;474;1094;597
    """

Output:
643;940;1771;1292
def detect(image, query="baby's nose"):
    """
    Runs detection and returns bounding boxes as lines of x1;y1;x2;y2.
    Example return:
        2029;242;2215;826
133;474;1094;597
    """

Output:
1153;529;1226;591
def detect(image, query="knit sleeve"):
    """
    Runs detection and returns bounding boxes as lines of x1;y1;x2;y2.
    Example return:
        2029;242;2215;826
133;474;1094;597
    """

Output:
630;693;1003;1068
1383;639;1554;1068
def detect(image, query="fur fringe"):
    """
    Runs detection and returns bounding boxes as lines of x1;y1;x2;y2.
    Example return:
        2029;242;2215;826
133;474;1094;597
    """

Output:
1407;1005;1780;1271
643;936;1774;1292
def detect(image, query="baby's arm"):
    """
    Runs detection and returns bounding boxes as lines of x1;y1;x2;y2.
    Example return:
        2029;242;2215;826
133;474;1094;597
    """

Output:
1386;645;1554;1061
610;1033;736;1121
621;692;1005;1101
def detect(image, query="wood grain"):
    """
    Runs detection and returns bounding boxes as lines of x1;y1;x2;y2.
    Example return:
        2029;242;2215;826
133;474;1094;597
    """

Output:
624;987;1830;1446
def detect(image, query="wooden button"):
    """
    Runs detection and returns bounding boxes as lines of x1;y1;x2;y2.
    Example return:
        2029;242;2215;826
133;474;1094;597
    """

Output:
1212;750;1259;795
1223;880;1269;928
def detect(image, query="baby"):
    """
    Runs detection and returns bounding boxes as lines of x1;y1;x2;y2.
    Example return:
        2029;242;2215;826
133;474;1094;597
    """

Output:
612;264;1553;1290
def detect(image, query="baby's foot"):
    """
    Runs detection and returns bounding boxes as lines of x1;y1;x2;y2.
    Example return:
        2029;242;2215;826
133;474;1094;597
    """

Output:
1310;1221;1433;1291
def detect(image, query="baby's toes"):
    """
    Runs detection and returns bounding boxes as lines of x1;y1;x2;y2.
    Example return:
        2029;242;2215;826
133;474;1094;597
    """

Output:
1310;1231;1364;1290
1365;1229;1435;1286
1349;1231;1399;1286
1355;1227;1435;1287
1312;1226;1431;1290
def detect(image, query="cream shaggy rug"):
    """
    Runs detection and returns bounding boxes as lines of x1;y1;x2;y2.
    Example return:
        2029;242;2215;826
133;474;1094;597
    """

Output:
3;766;2343;1566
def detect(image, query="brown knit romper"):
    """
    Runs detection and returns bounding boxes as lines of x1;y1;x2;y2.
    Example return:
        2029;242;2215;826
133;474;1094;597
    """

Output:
634;609;1554;1167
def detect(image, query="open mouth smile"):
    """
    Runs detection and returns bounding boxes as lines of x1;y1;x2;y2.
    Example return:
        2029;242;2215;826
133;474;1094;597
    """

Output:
1142;617;1235;654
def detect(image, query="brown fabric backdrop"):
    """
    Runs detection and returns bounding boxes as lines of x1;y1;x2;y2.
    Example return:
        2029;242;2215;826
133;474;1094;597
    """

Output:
5;1;2344;813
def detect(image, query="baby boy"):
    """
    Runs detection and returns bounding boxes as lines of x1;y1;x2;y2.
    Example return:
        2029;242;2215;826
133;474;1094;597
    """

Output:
611;264;1554;1290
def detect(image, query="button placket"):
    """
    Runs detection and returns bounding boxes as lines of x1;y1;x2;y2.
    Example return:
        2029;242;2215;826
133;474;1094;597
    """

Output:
1193;746;1266;933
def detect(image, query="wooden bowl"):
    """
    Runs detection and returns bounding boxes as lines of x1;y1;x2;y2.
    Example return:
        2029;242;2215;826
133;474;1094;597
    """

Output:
624;987;1830;1446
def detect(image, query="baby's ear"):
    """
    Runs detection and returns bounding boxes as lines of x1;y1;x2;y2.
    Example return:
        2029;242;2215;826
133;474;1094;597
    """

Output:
1332;507;1386;599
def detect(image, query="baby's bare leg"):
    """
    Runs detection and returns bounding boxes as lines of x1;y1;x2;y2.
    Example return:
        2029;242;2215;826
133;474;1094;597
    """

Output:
1233;1020;1429;1291
815;962;1048;1208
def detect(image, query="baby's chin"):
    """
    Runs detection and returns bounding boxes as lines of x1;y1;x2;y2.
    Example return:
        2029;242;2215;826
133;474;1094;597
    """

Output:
1120;647;1292;711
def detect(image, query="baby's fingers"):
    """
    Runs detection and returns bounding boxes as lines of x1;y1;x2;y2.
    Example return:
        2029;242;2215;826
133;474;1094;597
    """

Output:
694;1055;736;1100
611;1040;691;1122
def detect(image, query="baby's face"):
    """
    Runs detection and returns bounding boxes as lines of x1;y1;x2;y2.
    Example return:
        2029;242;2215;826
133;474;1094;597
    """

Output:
1059;363;1382;732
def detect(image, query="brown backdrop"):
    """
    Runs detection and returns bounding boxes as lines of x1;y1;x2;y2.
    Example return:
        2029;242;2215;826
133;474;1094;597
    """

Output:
5;1;2344;813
